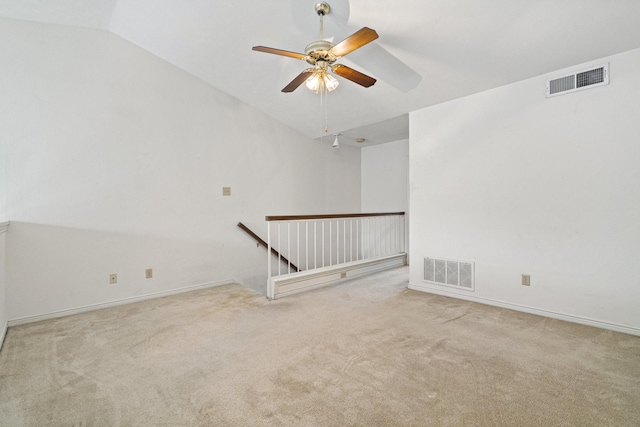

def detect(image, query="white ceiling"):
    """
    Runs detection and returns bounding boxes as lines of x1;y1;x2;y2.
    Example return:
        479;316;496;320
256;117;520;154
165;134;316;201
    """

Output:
3;0;640;147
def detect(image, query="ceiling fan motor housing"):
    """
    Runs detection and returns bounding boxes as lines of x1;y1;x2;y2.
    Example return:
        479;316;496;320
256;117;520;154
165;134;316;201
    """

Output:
304;40;337;65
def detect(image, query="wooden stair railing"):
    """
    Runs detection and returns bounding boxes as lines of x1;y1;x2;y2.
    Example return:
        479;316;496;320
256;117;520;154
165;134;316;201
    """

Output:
265;212;405;221
237;222;299;272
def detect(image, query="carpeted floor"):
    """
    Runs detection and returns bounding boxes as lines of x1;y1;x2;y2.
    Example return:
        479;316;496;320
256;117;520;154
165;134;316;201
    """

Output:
1;267;639;426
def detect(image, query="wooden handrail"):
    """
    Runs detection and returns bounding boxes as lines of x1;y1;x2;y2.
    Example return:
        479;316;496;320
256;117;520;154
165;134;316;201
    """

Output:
237;222;299;272
265;212;405;221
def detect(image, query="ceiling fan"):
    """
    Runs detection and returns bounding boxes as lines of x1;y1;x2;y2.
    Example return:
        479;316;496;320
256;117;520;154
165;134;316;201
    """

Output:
252;2;378;93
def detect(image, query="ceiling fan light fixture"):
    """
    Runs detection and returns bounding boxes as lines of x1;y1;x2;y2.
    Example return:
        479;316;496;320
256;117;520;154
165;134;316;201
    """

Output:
324;73;339;91
305;73;321;92
305;70;339;93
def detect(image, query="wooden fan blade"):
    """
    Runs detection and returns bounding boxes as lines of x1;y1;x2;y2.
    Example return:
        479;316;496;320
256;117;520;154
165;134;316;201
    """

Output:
329;27;379;57
252;46;306;60
332;64;376;88
282;70;314;93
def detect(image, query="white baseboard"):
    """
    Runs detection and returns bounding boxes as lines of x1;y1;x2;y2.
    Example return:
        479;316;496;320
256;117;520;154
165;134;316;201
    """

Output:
0;320;7;352
270;254;407;299
8;279;235;327
408;282;640;337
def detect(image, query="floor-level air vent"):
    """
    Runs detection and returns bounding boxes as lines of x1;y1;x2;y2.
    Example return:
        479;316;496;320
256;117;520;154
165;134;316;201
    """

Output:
423;257;474;291
547;63;609;97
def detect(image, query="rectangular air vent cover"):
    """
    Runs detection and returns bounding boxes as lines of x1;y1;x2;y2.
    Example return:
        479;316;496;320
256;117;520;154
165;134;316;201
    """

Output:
547;63;609;97
424;257;474;291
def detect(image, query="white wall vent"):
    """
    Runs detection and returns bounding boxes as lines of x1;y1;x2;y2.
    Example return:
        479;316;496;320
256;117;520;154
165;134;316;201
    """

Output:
546;63;609;97
423;257;475;291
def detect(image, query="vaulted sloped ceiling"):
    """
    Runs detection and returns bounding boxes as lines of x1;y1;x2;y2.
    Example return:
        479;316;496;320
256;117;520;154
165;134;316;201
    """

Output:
3;0;640;145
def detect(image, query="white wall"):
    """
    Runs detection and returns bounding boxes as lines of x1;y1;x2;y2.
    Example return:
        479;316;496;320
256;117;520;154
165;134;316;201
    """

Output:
0;19;361;321
409;48;640;334
0;128;6;223
361;139;409;213
0;223;7;348
361;139;410;257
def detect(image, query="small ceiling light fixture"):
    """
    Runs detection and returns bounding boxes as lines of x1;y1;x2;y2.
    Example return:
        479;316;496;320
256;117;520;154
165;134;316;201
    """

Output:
356;138;366;144
332;134;340;148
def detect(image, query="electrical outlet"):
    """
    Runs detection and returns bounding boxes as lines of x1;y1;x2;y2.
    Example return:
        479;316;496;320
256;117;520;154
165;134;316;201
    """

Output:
145;268;153;279
522;274;531;286
222;187;231;196
109;273;118;284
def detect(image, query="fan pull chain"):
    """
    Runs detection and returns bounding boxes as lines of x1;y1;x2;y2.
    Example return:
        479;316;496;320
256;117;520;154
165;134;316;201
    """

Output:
320;84;326;133
318;80;329;133
324;88;329;132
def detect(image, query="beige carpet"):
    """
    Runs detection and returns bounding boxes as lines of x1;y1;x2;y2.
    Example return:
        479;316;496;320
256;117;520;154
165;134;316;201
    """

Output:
1;267;639;426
